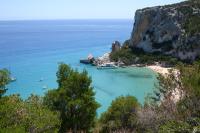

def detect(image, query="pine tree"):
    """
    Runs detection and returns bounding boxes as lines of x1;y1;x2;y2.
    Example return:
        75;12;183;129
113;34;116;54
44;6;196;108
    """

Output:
44;63;100;132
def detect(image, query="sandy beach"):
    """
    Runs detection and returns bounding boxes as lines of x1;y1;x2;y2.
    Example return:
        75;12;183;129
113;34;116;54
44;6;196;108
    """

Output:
146;65;171;76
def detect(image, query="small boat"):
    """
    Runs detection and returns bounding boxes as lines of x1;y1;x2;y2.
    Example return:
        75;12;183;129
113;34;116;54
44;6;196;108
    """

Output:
97;63;118;69
11;77;17;82
42;85;48;90
39;77;44;82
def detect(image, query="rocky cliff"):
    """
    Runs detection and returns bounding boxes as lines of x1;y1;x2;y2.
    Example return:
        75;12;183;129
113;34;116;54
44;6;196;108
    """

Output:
129;0;200;61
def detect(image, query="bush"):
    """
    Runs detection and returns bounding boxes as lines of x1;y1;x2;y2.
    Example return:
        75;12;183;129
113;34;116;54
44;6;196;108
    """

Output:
99;96;140;133
159;121;192;133
0;69;11;97
0;94;60;132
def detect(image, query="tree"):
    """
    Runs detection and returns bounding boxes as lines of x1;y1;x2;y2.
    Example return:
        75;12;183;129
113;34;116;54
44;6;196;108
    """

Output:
99;96;139;133
0;69;10;97
0;94;60;132
44;63;100;133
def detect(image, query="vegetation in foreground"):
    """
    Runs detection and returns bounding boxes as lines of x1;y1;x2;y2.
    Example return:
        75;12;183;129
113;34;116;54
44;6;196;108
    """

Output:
1;61;200;132
96;61;200;133
0;94;60;133
44;64;100;132
0;64;99;133
98;96;139;133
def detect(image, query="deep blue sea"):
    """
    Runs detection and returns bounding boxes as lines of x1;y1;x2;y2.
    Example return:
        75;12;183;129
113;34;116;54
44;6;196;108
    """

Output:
0;20;157;114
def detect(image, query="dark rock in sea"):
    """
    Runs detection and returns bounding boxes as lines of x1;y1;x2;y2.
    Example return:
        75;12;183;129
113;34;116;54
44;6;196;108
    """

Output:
80;54;95;65
129;0;200;61
80;58;95;64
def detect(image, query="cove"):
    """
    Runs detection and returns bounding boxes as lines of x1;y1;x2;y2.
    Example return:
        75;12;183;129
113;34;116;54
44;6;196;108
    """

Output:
0;20;157;114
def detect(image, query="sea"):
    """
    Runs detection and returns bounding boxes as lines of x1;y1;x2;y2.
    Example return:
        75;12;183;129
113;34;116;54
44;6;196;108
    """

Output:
0;19;157;114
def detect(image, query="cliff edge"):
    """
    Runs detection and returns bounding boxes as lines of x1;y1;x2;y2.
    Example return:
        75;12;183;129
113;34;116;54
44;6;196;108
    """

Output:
129;0;200;61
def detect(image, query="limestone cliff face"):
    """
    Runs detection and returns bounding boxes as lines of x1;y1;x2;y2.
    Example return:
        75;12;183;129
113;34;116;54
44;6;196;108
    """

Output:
129;0;200;61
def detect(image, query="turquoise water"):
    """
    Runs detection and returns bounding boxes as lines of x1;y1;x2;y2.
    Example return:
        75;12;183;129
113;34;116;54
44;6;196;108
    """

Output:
0;20;157;114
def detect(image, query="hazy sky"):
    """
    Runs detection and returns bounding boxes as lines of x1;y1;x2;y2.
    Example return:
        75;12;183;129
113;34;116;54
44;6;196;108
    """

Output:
0;0;184;20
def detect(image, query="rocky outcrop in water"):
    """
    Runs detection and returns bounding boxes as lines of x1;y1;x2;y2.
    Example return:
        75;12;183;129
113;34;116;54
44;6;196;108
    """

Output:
129;0;200;61
112;41;121;53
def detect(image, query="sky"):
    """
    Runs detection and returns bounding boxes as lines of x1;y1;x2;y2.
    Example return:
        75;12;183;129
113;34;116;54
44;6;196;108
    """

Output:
0;0;184;20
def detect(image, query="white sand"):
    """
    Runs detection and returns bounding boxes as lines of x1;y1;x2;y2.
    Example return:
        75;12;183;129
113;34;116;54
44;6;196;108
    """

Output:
146;65;171;76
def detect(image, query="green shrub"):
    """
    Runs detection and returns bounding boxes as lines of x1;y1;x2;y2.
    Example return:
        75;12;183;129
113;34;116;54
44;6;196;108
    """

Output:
159;121;192;133
99;96;140;133
184;15;200;35
0;95;60;132
0;69;11;97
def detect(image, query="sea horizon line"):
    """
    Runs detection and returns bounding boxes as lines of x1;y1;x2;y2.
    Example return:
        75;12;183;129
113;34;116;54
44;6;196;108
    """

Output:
0;18;133;22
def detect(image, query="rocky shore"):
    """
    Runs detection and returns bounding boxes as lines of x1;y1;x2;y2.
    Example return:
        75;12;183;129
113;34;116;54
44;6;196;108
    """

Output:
80;41;174;73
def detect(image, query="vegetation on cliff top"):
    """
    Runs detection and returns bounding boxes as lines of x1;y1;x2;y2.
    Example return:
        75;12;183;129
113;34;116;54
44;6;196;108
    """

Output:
179;0;200;36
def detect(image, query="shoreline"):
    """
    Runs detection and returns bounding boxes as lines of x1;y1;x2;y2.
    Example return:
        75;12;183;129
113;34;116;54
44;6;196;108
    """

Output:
82;52;183;103
146;65;182;103
146;65;171;76
82;52;173;77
